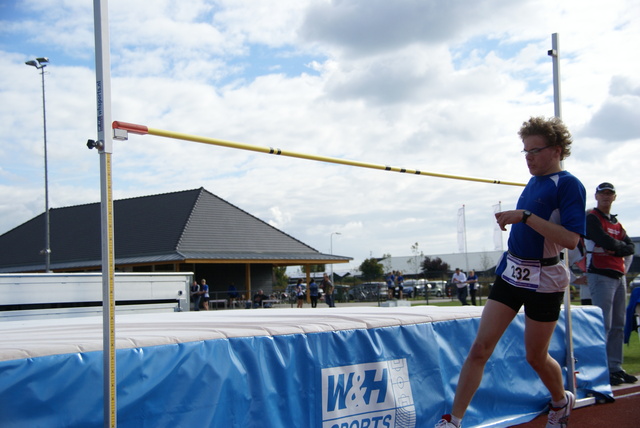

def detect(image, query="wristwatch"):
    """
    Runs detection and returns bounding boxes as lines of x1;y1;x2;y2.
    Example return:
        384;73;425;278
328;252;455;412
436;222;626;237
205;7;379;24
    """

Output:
521;210;532;224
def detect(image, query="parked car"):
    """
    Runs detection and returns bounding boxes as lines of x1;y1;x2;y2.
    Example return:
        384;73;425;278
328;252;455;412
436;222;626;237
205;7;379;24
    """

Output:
401;279;445;297
425;280;446;297
397;279;417;298
401;279;425;298
402;285;414;298
348;282;387;301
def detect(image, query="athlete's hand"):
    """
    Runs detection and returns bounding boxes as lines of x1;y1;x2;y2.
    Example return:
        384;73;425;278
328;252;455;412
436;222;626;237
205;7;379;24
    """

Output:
494;210;525;231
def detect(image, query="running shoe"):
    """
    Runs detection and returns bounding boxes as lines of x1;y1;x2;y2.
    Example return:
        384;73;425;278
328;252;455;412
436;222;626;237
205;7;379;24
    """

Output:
611;370;638;384
545;390;575;428
609;374;624;386
435;414;459;428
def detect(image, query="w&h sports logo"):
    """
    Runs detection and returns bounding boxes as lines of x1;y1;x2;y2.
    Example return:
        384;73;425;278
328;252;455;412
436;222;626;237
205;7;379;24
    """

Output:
321;359;415;428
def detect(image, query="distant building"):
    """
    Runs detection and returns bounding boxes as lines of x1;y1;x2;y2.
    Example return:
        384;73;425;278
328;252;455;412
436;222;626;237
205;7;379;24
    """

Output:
381;241;640;281
380;251;504;279
0;188;351;296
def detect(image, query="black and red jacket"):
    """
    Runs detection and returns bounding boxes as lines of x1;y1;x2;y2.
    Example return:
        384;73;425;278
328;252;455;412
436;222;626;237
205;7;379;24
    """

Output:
585;208;635;279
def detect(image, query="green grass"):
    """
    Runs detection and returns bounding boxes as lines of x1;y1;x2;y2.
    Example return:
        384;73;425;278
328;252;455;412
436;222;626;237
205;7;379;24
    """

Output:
624;332;640;376
413;297;640;376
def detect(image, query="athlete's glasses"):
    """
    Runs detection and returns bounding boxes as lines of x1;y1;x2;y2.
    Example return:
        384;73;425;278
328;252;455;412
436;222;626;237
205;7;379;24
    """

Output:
521;145;552;156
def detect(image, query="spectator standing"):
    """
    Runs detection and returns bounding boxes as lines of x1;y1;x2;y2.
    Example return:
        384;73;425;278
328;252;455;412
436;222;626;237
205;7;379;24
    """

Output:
200;279;210;311
322;273;335;307
227;283;239;308
585;182;637;386
296;279;305;308
452;268;469;306
190;280;201;311
309;278;319;308
466;270;479;306
386;272;395;299
396;272;405;299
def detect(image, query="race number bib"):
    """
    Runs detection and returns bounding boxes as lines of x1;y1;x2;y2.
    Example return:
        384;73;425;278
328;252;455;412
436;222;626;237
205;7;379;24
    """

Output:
502;253;541;290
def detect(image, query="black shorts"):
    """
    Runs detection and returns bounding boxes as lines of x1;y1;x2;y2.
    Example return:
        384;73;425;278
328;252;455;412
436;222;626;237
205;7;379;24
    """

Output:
488;276;565;322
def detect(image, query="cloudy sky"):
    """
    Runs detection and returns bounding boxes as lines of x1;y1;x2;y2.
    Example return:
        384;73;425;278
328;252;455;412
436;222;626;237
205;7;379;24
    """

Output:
1;0;639;275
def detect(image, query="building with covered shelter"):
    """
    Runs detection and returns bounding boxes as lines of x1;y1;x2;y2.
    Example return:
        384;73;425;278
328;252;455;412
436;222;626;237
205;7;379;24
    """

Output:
0;187;351;298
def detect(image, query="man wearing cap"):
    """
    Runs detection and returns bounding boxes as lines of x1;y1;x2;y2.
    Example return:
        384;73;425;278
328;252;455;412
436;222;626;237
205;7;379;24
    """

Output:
585;182;637;386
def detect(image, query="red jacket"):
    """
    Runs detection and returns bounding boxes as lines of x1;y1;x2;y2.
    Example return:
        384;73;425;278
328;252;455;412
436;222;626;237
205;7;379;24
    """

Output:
585;208;629;276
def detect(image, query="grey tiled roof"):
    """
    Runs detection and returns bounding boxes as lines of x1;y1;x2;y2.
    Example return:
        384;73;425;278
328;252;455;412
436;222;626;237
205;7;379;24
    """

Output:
0;188;350;272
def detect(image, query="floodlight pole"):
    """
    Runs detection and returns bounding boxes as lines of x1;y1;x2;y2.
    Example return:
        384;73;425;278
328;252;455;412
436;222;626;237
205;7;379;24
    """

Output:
93;0;117;427
25;57;51;272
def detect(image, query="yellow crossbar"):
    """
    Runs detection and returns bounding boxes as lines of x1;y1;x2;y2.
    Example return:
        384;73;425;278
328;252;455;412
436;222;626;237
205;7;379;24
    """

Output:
112;121;526;187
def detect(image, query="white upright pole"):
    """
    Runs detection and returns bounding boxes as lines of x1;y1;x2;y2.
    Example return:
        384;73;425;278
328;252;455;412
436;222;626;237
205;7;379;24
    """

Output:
93;1;117;426
550;34;562;120
549;33;578;398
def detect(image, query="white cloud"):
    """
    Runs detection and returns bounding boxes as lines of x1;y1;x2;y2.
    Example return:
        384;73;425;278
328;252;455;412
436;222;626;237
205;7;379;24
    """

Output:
2;0;640;273
579;77;640;142
299;0;539;56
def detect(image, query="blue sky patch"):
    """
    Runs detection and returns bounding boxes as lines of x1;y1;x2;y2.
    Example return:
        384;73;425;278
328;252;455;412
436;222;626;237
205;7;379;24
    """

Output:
223;44;324;84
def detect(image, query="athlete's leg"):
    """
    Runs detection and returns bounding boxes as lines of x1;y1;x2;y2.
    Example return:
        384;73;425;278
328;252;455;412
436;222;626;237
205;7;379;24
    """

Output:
451;299;518;418
524;316;564;402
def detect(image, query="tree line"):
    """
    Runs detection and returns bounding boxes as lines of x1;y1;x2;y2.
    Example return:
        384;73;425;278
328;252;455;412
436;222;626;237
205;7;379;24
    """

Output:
359;256;452;282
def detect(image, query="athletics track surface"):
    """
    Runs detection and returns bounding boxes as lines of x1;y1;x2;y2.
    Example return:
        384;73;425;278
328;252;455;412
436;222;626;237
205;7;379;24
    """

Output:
511;383;640;428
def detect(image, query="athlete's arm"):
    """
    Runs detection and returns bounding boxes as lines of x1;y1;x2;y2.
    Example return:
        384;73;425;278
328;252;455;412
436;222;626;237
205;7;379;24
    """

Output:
495;209;580;250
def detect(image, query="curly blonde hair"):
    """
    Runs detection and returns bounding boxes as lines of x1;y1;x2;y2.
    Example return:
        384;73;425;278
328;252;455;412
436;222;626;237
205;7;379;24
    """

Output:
518;116;572;160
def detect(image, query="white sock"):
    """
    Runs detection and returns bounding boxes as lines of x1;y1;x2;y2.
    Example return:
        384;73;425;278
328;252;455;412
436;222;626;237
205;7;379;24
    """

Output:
451;415;462;427
551;396;567;408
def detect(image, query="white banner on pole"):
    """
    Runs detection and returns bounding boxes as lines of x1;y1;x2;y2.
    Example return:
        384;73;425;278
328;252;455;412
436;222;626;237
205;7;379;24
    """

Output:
457;206;465;253
492;202;503;251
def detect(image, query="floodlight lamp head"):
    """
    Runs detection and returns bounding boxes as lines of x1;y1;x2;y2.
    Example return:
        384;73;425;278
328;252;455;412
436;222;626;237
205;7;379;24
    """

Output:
25;58;48;69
